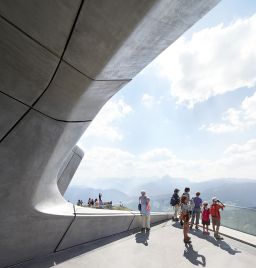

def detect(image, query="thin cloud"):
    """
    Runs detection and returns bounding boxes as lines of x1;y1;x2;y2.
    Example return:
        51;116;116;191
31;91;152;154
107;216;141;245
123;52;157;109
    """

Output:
201;91;256;133
153;14;256;108
79;99;133;143
72;140;256;184
141;94;155;107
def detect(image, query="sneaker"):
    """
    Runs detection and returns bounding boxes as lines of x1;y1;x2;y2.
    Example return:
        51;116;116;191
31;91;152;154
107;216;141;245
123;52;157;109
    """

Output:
189;226;193;230
203;231;207;235
195;225;199;230
146;228;150;232
184;238;192;243
216;235;223;240
207;232;210;235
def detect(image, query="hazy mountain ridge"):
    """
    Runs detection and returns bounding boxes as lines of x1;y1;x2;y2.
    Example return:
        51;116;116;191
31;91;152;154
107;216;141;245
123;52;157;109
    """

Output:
64;186;130;205
66;176;256;209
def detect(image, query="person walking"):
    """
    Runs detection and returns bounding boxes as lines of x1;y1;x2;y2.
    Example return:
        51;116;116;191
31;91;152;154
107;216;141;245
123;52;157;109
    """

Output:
210;197;225;239
190;192;202;229
180;195;192;243
170;188;180;221
139;190;151;232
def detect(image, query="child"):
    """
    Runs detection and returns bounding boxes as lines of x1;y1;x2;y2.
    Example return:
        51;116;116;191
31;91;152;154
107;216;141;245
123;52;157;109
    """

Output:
201;201;210;234
180;195;192;243
210;197;225;239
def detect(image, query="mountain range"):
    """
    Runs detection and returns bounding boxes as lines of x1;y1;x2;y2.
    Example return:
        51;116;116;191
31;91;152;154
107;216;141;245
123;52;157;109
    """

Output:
65;176;256;210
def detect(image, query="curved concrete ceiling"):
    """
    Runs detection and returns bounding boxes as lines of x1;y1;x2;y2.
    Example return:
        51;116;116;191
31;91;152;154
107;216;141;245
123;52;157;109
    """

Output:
0;0;220;266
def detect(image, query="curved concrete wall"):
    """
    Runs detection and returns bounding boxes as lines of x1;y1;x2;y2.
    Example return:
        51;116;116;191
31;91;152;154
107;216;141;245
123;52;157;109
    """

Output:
57;145;84;195
55;209;171;252
0;1;220;267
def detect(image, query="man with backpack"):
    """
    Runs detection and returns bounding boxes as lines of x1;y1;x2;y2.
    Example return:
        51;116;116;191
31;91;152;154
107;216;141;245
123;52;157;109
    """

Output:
170;188;180;221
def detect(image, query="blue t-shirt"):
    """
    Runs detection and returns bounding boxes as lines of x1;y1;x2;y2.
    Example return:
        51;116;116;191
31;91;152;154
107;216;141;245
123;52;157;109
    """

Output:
192;197;202;209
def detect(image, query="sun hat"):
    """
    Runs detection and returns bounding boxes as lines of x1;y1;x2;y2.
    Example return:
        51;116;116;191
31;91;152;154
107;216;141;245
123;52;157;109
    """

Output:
212;197;217;202
202;201;208;205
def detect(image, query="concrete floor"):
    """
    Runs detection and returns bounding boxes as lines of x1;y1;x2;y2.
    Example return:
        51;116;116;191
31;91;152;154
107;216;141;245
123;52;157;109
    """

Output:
15;221;256;268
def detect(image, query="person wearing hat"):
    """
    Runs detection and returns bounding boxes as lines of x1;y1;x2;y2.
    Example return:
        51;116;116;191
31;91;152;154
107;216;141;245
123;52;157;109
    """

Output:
170;188;180;221
210;197;225;239
201;201;211;234
139;190;151;232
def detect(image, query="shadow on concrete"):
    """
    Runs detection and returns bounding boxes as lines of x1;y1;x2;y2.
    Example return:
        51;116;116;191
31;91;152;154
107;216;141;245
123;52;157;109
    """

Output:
171;220;184;229
189;228;242;255
135;229;150;246
15;228;140;268
183;243;206;267
15;221;168;267
172;222;242;255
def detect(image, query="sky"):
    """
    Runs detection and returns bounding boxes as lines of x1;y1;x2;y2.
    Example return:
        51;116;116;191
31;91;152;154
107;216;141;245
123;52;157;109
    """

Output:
71;0;256;190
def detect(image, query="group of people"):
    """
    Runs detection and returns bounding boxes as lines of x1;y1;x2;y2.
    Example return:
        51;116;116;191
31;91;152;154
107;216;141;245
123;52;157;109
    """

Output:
77;193;113;208
87;193;104;208
171;187;225;243
87;193;113;208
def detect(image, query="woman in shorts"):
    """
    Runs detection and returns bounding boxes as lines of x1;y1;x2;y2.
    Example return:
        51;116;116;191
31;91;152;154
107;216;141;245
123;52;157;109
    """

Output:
180;195;192;243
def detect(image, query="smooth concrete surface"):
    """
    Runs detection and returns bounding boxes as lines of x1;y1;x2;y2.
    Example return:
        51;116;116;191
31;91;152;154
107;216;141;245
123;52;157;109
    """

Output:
57;145;84;196
58;214;135;251
12;221;256;268
0;0;82;56
0;92;28;140
0;16;59;104
64;0;220;80
196;221;256;248
34;62;128;121
57;209;171;251
219;226;256;248
0;110;89;267
0;1;221;267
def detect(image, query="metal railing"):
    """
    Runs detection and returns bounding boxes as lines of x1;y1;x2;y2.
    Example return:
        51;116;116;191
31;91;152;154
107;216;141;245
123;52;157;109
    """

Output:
221;205;256;236
152;201;256;236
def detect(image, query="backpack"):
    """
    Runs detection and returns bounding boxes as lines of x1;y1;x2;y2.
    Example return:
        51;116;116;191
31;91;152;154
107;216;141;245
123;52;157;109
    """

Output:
170;195;178;206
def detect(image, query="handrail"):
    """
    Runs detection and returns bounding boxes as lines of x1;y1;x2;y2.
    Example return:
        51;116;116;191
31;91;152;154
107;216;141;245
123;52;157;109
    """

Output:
224;204;256;211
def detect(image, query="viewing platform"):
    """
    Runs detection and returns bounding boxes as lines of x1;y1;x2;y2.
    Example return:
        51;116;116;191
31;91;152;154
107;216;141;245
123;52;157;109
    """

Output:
14;220;256;268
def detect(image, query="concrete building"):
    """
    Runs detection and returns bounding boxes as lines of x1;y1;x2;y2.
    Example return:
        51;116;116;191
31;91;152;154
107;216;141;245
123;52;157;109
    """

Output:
0;1;221;267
